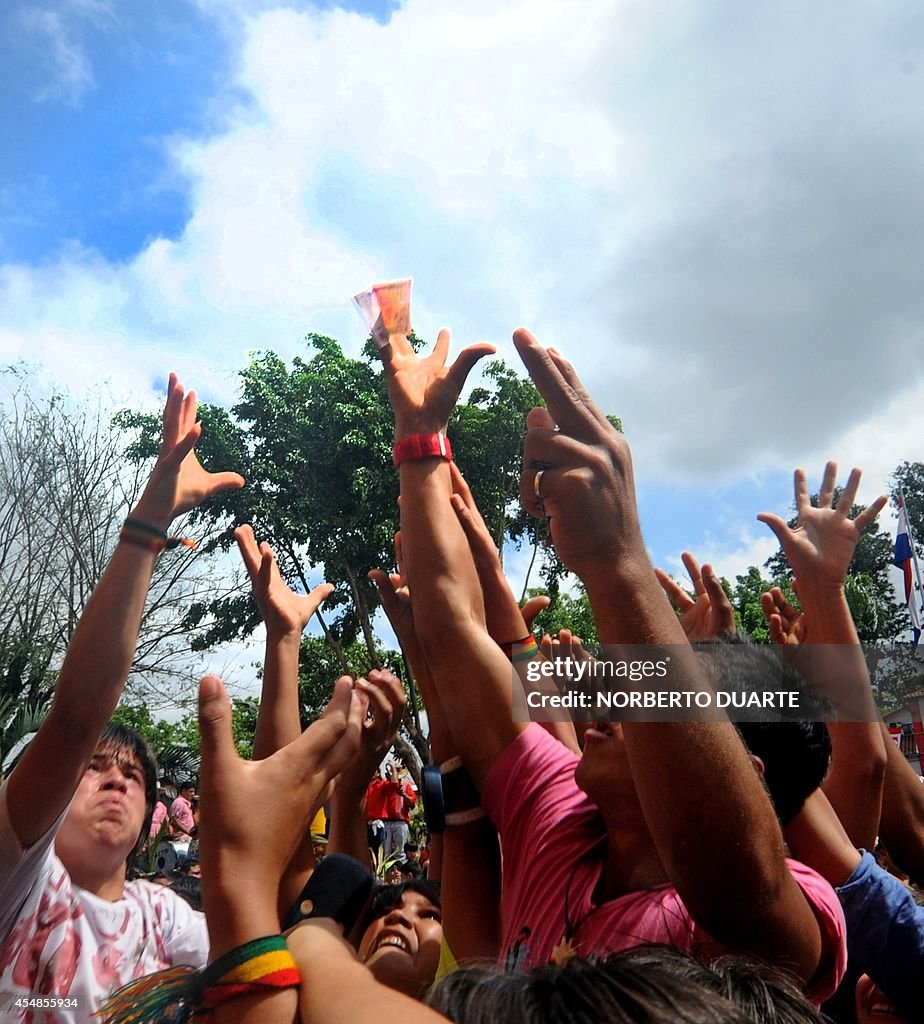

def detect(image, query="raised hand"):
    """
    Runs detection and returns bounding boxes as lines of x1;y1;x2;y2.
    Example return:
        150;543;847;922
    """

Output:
380;329;495;438
757;462;887;595
353;669;407;780
235;524;333;638
760;586;807;646
198;673;366;945
655;552;736;642
136;373;245;526
513;328;646;581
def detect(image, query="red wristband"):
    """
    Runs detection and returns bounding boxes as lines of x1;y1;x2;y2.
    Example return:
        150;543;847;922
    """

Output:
392;433;453;468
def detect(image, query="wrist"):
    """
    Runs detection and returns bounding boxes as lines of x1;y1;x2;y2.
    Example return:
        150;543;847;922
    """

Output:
394;419;449;443
128;497;173;534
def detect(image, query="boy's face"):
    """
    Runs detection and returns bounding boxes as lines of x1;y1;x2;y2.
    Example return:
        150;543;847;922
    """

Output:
56;744;149;863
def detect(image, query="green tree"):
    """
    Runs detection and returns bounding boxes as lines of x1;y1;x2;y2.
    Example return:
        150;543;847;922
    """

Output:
118;336;562;779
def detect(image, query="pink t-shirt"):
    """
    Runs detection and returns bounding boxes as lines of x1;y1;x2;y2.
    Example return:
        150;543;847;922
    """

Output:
148;801;168;839
169;795;195;837
481;725;846;1003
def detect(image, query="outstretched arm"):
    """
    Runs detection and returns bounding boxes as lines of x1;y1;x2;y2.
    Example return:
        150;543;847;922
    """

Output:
198;673;366;1023
513;328;828;985
6;375;244;848
758;462;888;851
371;556;502;964
381;328;520;789
235;525;333;760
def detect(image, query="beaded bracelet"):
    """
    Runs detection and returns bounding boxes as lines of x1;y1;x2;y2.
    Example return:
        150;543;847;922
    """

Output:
97;935;299;1024
119;517;197;554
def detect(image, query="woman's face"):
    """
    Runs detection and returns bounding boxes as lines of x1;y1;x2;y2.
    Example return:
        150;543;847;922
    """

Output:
855;974;905;1023
358;890;443;998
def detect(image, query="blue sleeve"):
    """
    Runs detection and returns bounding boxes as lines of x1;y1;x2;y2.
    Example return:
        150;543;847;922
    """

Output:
836;850;924;1017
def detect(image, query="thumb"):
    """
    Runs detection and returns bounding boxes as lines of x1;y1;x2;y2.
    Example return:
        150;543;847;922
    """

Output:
521;595;550;631
198;674;237;774
446;343;497;395
756;512;790;548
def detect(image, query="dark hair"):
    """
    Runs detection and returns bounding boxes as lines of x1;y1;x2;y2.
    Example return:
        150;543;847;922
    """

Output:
700;635;832;824
98;722;158;860
404;842;418;852
357;879;441;938
178;780;196;793
427;952;753;1024
618;946;824;1024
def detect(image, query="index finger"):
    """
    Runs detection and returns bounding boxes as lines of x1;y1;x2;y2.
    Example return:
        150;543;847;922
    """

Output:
513;328;605;439
234;524;262;581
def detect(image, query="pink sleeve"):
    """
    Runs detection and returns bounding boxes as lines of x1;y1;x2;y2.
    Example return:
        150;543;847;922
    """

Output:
785;858;848;1005
481;725;594;851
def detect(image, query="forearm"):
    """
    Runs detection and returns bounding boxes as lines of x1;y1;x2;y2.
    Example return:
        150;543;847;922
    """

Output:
204;868;297;1024
878;724;924;880
254;631;304;760
400;460;484;644
587;565;801;958
8;534;159;845
399;459;521;786
783;789;862;888
329;779;373;868
439;818;501;964
799;586;886;850
288;923;447;1024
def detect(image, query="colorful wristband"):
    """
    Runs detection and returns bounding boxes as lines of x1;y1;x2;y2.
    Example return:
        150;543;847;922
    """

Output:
504;636;539;663
392;433;452;468
98;935;299;1024
119;517;197;554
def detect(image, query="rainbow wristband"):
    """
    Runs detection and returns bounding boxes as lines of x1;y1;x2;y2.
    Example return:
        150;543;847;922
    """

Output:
505;636;539;663
201;935;301;1007
119;517;197;554
97;935;299;1024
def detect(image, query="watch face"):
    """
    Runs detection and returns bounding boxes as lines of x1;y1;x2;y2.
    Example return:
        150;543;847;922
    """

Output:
421;763;445;834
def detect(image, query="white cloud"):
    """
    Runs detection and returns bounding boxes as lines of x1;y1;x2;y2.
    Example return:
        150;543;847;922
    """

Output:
2;0;923;502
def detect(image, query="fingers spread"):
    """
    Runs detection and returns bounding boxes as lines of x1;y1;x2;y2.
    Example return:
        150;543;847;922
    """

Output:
854;493;888;531
836;467;861;513
793;469;810;514
757;511;790;547
234;525;260;579
655;568;696;611
446;343;497;397
818;461;838;508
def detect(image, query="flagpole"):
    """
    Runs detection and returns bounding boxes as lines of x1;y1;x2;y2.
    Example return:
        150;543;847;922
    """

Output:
899;488;924;634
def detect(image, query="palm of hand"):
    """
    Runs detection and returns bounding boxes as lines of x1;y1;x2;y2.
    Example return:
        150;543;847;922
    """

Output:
679;596;721;643
783;506;862;585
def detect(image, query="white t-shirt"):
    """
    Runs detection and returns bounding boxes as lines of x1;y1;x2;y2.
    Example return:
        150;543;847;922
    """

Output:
0;784;208;1023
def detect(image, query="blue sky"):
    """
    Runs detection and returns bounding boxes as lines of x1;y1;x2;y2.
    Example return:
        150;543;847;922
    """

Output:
1;0;921;693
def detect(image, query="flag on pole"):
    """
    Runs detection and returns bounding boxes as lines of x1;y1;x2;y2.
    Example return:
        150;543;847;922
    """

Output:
894;500;922;646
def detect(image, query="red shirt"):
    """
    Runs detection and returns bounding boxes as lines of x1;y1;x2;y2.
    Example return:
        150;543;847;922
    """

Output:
383;780;416;822
365;778;390;821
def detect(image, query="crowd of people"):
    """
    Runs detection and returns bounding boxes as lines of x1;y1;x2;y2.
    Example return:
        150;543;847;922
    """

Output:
0;326;921;1024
